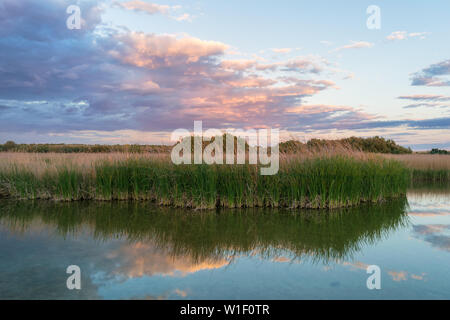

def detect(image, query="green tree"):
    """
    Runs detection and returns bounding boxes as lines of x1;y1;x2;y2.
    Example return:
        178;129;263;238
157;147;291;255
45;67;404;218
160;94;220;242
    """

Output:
3;141;16;151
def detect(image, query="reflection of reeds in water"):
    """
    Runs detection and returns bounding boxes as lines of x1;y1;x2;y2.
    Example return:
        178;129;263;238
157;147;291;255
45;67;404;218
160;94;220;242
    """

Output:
407;184;450;197
0;153;409;209
0;199;409;264
406;186;450;217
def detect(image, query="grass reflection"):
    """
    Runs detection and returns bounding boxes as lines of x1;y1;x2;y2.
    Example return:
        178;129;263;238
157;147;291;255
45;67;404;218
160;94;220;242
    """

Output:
0;199;409;264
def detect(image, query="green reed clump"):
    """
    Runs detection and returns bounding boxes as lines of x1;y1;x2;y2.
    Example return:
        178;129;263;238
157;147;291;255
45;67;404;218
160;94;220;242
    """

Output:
0;156;409;209
0;164;93;200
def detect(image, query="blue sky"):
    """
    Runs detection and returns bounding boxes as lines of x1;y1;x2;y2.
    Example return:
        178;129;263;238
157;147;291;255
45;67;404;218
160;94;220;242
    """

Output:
0;0;449;149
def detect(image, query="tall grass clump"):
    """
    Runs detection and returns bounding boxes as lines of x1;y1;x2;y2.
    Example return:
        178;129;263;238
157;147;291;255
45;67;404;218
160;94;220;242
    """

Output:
0;154;409;209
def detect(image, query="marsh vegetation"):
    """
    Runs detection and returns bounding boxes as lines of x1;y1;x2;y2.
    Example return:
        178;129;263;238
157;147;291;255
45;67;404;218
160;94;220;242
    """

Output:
0;152;410;209
0;136;448;209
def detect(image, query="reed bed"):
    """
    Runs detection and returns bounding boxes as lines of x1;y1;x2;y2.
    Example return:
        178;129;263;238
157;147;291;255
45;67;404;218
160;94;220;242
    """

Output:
382;154;450;183
0;152;409;209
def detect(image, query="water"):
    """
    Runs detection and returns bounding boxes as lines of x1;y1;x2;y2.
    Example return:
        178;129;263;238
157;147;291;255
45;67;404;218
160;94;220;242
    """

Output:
0;187;449;299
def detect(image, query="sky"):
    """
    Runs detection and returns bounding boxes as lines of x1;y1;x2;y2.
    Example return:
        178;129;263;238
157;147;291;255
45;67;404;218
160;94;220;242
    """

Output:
0;0;449;150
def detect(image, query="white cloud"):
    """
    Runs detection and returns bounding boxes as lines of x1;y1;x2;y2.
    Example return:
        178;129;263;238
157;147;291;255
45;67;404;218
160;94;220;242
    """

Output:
320;40;333;46
272;48;292;54
386;31;430;41
332;41;374;52
409;32;429;39
173;13;192;22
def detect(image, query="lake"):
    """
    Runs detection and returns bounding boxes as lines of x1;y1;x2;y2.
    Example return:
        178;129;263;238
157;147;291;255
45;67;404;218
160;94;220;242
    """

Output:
0;186;449;299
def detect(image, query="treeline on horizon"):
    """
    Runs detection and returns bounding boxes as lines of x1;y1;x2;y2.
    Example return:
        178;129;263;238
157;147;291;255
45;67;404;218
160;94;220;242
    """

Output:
279;136;413;154
0;136;446;155
0;140;172;154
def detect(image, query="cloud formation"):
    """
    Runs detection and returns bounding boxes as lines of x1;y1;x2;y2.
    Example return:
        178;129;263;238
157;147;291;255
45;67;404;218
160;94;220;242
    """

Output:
272;48;292;53
0;0;448;146
114;1;193;22
412;224;450;252
398;94;450;101
106;242;229;278
332;41;374;52
411;59;450;87
1;1;373;138
113;32;229;67
114;0;172;15
386;31;429;41
398;95;450;109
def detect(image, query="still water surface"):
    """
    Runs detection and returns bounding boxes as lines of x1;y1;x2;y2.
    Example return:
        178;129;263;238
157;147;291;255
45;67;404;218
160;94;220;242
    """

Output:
0;187;449;299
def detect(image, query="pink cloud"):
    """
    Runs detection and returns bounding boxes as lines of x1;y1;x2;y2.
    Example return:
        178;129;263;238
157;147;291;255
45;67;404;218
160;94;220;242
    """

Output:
221;59;257;71
113;32;229;68
115;0;172;15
